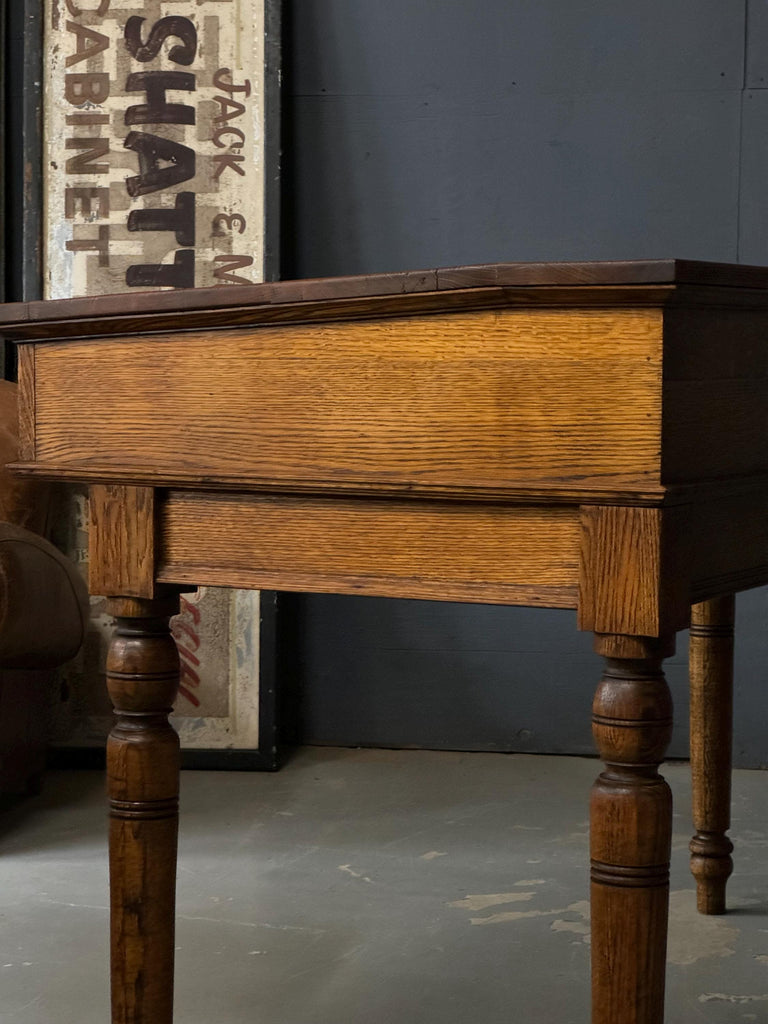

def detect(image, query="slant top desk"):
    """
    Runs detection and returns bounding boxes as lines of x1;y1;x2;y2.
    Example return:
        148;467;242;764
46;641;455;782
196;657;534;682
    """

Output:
2;258;767;1024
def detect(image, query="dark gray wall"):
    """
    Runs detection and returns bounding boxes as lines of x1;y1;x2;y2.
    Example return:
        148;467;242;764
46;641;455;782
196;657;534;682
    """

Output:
284;1;768;767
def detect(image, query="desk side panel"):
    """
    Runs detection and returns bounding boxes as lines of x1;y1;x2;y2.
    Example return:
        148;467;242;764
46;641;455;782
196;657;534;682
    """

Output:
663;307;768;482
157;492;580;607
688;489;768;600
16;344;35;461
31;308;663;495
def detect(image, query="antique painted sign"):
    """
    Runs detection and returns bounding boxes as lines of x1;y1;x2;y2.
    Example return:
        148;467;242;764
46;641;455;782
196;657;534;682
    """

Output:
45;0;266;296
43;0;278;761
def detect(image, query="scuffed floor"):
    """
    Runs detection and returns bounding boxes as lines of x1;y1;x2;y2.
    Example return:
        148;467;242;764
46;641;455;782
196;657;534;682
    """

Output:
1;748;768;1022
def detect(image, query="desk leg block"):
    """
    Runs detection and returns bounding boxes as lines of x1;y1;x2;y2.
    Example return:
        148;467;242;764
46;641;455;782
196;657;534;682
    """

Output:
689;596;735;915
590;636;674;1024
106;596;181;1024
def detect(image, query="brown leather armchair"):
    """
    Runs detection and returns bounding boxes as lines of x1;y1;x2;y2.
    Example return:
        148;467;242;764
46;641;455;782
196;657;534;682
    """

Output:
0;382;88;798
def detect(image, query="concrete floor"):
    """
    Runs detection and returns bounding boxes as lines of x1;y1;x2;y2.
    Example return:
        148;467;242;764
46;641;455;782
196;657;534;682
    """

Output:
1;748;768;1023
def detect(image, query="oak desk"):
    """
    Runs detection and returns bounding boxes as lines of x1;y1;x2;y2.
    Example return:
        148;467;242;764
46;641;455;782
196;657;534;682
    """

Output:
2;258;765;1024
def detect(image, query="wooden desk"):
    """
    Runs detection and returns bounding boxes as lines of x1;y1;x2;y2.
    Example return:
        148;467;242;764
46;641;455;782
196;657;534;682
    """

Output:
2;258;765;1023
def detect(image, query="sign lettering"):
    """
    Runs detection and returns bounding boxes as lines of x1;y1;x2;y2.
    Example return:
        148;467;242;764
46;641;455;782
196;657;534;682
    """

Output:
46;0;265;296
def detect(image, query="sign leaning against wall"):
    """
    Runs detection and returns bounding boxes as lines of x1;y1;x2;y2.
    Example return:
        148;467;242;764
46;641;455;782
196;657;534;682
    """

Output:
44;0;281;766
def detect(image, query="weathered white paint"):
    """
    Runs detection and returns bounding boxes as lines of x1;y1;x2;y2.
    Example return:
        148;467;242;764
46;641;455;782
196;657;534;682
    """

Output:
471;908;561;926
698;993;768;1004
450;886;743;968
551;901;591;940
666;890;739;966
449;892;536;912
338;865;374;884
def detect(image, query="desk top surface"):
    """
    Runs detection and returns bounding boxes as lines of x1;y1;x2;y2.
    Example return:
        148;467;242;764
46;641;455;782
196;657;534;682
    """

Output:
3;259;768;339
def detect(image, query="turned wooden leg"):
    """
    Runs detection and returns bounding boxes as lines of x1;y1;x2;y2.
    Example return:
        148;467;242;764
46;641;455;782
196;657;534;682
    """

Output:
107;595;181;1024
590;634;675;1024
689;595;734;915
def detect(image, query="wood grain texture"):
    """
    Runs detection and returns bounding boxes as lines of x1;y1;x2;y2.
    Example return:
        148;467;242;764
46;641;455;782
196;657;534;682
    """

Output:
663;306;768;381
0;287;515;342
689;595;735;915
438;258;768;291
578;506;691;637
107;595;180;1024
157;492;581;607
90;485;156;599
590;637;674;1024
32;308;664;496
662;307;768;483
11;283;763;344
664;379;768;480
688;489;768;600
7;283;768;345
2;258;768;334
16;344;35;461
593;633;677;661
7;460;672;507
9;259;768;1024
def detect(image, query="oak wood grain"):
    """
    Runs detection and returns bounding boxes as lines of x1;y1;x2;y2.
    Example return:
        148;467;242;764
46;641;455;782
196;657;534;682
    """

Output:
663;379;768;481
578;506;690;637
438;258;768;291
8;460;672;507
661;307;768;483
16;344;35;461
590;636;674;1024
90;485;157;599
3;287;517;342
31;308;664;495
663;306;768;381
158;492;581;607
688;490;768;601
11;283;768;344
18;461;768;509
689;595;735;915
2;258;768;336
9;258;768;1024
106;595;180;1024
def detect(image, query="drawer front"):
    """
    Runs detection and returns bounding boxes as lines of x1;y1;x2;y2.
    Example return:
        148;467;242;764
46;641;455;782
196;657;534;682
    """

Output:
158;491;581;607
30;307;663;496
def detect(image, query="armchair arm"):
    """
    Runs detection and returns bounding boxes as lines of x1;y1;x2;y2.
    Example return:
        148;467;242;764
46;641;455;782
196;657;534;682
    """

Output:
0;523;89;669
